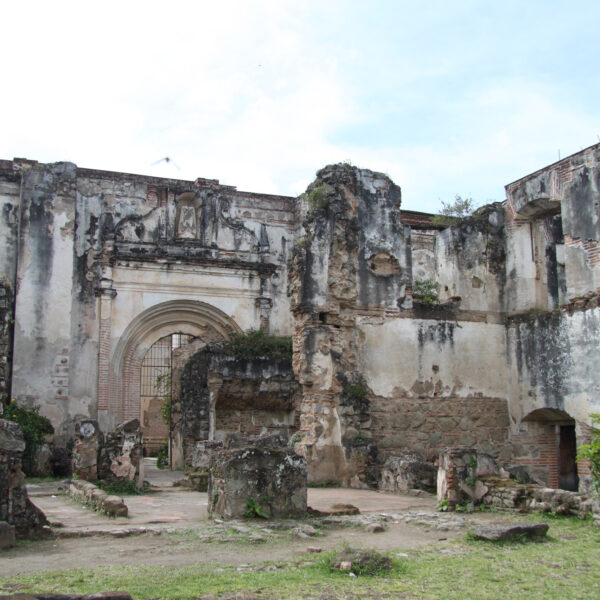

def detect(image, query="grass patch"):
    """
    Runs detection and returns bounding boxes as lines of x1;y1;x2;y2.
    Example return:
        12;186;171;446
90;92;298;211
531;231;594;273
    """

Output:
97;479;145;496
1;515;598;599
25;476;64;484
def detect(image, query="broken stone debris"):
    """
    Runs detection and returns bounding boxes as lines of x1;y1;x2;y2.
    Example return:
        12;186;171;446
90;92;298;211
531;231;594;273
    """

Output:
470;522;549;542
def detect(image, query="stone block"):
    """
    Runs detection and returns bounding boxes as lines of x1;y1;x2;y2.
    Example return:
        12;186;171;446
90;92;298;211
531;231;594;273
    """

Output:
0;521;15;549
208;440;307;520
470;522;549;542
379;451;436;494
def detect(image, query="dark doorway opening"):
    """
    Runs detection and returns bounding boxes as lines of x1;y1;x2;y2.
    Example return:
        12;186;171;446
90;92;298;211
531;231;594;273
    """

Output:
559;424;579;491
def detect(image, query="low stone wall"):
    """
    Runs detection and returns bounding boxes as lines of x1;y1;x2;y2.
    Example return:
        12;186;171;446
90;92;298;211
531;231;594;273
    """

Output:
0;419;49;539
482;477;600;523
437;446;600;523
69;479;128;517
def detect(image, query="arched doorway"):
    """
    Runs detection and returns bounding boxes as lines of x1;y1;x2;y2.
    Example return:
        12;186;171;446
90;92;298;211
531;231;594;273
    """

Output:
103;300;242;433
140;333;195;455
520;408;579;491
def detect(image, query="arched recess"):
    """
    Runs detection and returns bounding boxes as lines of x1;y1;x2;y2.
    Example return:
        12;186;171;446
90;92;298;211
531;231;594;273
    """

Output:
518;408;579;490
102;300;242;429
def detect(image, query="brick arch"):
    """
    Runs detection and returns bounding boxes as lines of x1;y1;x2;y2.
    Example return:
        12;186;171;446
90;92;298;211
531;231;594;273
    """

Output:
101;300;242;429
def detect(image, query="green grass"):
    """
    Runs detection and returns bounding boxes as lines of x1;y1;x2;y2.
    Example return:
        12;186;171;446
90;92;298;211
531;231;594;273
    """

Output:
1;515;598;599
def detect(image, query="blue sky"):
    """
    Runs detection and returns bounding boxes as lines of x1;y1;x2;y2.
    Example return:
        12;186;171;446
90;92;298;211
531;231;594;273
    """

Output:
1;0;598;213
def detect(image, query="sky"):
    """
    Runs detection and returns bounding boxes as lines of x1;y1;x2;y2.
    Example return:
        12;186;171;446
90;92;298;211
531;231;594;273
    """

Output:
1;0;599;213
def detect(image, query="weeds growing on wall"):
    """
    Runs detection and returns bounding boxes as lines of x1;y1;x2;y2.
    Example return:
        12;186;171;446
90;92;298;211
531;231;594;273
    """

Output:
577;414;600;494
227;329;292;362
412;278;440;305
2;400;54;474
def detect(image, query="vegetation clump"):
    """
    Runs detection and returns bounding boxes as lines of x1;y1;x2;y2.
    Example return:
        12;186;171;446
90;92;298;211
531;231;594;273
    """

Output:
343;380;368;402
577;413;600;494
325;547;395;576
431;194;478;226
307;183;334;210
412;278;440;305
2;400;54;474
243;497;269;518
98;478;143;496
227;329;292;362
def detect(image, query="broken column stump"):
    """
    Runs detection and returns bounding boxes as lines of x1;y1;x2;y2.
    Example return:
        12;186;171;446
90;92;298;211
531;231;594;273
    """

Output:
0;419;49;540
207;435;307;519
72;419;103;481
101;418;144;488
437;447;499;510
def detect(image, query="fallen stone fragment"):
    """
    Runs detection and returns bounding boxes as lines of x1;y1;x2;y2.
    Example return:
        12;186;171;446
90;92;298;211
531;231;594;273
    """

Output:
328;504;360;515
339;561;352;571
366;523;385;533
470;522;549;542
307;546;322;552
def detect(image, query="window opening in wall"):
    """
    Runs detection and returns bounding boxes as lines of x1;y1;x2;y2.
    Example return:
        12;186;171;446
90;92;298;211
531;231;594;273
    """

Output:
140;333;195;457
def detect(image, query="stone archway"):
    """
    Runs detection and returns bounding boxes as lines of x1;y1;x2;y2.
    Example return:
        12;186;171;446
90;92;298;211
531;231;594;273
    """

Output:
99;300;241;433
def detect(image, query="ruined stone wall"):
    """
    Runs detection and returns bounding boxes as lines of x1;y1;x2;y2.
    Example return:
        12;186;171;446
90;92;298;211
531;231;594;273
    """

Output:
0;281;13;405
172;342;299;466
435;205;506;313
1;159;296;439
505;143;600;311
10;162;77;435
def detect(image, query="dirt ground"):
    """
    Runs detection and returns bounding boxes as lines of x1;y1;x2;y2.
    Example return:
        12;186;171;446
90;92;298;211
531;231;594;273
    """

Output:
0;460;508;577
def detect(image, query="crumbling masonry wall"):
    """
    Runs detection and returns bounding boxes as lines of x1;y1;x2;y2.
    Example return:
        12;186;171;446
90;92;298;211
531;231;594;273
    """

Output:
0;280;13;405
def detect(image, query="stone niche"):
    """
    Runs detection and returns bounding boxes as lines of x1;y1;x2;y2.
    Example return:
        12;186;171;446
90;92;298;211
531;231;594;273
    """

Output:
207;434;307;519
171;341;300;468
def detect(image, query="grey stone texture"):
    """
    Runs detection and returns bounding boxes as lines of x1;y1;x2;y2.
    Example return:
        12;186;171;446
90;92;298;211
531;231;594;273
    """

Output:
0;520;15;549
470;522;549;542
72;419;143;487
379;451;436;494
207;435;307;519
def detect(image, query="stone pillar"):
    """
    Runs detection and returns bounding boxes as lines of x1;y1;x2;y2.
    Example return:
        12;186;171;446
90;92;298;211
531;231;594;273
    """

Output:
0;280;13;406
208;375;223;441
72;419;103;481
96;272;117;432
0;419;48;539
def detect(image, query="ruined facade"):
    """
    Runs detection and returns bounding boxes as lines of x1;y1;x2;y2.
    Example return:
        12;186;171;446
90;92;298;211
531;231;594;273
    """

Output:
1;143;599;491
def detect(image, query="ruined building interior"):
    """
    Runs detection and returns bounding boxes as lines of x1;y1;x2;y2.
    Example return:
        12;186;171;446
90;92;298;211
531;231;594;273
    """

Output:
1;143;599;493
